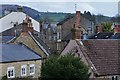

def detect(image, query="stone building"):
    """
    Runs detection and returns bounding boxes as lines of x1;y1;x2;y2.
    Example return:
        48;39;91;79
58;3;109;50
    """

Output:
0;43;42;79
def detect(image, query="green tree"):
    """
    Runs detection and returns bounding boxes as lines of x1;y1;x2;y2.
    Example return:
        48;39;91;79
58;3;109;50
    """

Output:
101;22;113;32
41;54;88;80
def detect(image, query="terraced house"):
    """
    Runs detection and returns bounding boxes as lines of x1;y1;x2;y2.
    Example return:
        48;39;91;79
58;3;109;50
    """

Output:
0;43;42;79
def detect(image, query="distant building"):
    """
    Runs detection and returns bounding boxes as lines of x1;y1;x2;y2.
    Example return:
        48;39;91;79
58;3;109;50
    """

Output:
62;39;120;80
57;11;95;53
0;12;40;33
40;22;57;54
0;43;42;79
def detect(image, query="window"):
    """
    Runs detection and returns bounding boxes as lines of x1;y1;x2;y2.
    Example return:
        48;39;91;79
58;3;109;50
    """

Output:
49;36;52;40
54;36;56;41
112;76;118;80
21;65;27;76
29;64;35;75
7;67;15;78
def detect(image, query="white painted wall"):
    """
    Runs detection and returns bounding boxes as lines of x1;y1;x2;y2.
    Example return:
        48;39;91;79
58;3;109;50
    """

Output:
0;12;40;33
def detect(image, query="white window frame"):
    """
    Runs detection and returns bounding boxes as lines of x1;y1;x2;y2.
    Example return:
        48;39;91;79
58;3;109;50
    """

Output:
21;65;27;76
29;64;35;75
7;66;15;78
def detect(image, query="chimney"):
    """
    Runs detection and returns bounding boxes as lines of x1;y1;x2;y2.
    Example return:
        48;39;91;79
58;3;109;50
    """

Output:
113;24;120;33
21;15;34;36
75;11;81;28
72;11;82;39
21;22;28;36
96;26;103;33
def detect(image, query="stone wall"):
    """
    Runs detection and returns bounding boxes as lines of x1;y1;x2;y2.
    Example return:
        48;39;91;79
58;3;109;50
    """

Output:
0;60;42;79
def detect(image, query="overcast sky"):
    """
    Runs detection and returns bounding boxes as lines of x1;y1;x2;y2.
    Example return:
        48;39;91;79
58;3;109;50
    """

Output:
0;0;120;17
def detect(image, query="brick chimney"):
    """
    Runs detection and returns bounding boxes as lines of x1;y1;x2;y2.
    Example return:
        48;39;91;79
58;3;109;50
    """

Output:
21;15;33;36
75;11;81;28
72;11;82;39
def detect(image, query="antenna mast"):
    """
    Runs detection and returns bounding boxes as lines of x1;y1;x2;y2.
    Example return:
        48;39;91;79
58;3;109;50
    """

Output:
75;3;77;12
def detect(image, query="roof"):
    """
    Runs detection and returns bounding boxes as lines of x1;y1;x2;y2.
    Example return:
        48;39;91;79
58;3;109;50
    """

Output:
57;16;74;25
0;23;23;36
89;32;113;39
89;32;120;39
62;39;120;76
1;23;50;57
0;36;15;43
30;32;50;55
0;43;41;63
78;39;120;76
110;33;120;39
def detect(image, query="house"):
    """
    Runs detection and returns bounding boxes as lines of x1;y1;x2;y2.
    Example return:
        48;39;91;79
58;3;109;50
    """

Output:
56;11;95;53
0;8;40;33
61;39;120;80
0;43;42;79
12;16;50;58
0;15;50;58
40;22;57;54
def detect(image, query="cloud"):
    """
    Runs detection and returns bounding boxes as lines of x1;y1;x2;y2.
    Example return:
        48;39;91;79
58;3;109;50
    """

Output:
77;3;96;13
0;0;120;2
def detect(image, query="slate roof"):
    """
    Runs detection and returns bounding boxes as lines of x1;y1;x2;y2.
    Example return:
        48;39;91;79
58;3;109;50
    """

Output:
0;36;15;43
89;32;120;39
78;40;120;76
110;33;120;39
0;23;23;36
31;33;51;55
0;43;41;63
89;32;113;39
57;16;74;25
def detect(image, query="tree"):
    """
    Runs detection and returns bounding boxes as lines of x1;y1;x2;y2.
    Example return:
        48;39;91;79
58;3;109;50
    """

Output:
41;54;89;80
101;22;113;32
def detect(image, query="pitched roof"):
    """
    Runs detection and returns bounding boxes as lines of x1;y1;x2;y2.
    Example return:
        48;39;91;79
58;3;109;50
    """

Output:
78;39;120;76
62;39;120;76
0;23;50;57
0;36;15;43
29;32;50;55
0;43;41;63
14;31;50;58
0;23;23;36
57;16;74;25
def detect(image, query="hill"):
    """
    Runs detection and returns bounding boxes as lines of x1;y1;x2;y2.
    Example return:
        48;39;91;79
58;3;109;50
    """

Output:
0;4;113;23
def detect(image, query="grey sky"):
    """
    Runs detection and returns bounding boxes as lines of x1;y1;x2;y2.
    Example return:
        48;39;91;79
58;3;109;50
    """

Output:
0;1;119;17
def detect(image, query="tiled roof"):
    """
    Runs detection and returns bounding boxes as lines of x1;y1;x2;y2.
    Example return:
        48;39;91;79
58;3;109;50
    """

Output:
0;43;41;63
79;40;120;76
